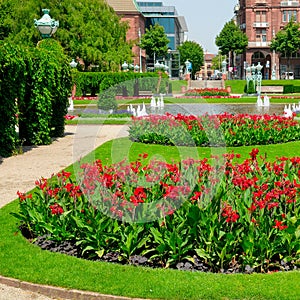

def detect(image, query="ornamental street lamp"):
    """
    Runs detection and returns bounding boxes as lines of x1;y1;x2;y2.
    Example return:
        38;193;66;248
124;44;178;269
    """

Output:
34;9;59;38
70;59;78;69
154;60;162;70
256;62;263;96
122;61;128;71
69;59;78;109
185;60;191;75
221;60;227;77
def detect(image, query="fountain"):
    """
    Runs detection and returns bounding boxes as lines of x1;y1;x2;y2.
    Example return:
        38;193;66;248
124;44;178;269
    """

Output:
68;97;74;111
256;94;270;107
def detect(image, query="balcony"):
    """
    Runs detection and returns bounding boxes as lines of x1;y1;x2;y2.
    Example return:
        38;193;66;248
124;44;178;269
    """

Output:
255;0;267;5
280;1;299;6
240;23;246;29
253;22;269;28
248;41;271;48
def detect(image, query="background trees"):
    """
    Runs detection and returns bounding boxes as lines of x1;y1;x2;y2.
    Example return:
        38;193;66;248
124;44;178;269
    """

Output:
139;24;169;62
0;0;132;71
271;19;300;78
178;41;204;78
215;20;248;75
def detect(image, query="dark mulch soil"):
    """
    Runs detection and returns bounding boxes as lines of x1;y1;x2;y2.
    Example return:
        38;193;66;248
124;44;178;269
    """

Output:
33;235;299;274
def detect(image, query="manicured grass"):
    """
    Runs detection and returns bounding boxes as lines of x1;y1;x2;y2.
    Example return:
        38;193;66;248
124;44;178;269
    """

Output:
1;138;300;299
170;79;188;94
225;79;300;94
73;99;98;105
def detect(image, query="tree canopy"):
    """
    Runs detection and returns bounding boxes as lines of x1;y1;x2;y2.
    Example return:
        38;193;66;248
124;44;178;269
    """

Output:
270;19;300;72
177;41;204;77
139;24;169;60
0;0;133;71
215;20;248;56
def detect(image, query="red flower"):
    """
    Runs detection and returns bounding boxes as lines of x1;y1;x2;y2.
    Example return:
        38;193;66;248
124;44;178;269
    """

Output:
273;219;288;230
49;203;64;215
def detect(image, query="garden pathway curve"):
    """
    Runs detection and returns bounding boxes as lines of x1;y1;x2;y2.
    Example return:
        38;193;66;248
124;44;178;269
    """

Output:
0;124;138;300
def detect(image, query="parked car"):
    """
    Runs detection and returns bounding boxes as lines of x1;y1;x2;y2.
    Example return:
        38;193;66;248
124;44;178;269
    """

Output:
211;72;222;80
281;72;294;80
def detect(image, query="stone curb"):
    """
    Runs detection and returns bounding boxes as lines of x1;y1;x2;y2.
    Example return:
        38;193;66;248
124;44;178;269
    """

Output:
0;275;146;300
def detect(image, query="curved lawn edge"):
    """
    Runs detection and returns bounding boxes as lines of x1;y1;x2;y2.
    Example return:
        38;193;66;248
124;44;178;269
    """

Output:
0;200;299;300
1;140;300;300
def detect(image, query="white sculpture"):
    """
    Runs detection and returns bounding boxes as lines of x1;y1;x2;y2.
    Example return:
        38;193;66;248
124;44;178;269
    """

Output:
263;95;270;107
283;105;293;118
257;95;270;107
68;97;74;111
256;96;263;107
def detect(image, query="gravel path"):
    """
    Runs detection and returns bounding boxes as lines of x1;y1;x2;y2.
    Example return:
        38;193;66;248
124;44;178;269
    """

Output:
0;124;130;300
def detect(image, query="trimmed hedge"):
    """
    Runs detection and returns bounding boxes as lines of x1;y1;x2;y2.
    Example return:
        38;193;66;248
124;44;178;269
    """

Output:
19;40;72;144
0;43;26;157
72;71;167;96
0;40;72;156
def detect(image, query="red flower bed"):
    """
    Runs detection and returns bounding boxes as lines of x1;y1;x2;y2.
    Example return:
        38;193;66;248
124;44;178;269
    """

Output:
13;150;300;273
184;88;230;97
129;113;300;147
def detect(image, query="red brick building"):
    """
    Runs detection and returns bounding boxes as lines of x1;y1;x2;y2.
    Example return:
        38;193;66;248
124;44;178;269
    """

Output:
105;0;146;71
235;0;300;79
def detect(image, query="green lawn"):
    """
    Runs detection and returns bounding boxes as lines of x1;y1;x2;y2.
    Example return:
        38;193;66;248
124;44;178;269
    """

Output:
1;138;300;299
226;79;300;94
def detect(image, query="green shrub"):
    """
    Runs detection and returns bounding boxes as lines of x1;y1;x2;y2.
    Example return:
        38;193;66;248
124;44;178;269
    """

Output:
98;88;118;111
284;85;294;94
245;80;256;94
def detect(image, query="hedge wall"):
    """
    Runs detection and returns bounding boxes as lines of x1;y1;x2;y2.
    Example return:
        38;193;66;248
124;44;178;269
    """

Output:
0;43;26;157
0;40;72;157
72;71;167;96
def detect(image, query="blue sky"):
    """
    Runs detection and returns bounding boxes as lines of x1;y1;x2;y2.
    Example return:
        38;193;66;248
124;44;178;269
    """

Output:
158;0;238;54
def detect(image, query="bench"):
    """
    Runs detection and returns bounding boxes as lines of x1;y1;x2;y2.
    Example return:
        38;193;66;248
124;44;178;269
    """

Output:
258;86;284;93
138;90;153;97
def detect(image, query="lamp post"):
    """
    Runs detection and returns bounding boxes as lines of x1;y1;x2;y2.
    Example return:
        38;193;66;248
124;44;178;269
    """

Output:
69;59;78;110
246;64;252;92
251;64;257;91
70;59;78;69
34;9;59;38
154;60;162;70
138;28;142;73
256;62;263;97
185;60;191;75
221;59;227;79
122;61;128;71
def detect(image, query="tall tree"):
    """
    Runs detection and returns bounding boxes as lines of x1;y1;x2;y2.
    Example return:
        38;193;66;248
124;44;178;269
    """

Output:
270;18;300;77
211;52;226;72
215;20;248;74
0;0;132;71
177;41;204;78
139;24;169;62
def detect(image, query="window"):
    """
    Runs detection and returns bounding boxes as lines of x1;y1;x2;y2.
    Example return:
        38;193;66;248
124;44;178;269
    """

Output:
282;10;297;22
256;11;267;22
256;29;267;42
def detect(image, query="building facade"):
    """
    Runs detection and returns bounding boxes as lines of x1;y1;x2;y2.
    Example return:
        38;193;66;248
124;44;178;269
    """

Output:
234;0;300;79
105;0;146;71
106;0;188;77
136;1;188;50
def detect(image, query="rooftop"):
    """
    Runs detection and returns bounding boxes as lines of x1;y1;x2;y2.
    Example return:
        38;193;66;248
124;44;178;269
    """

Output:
105;0;141;12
